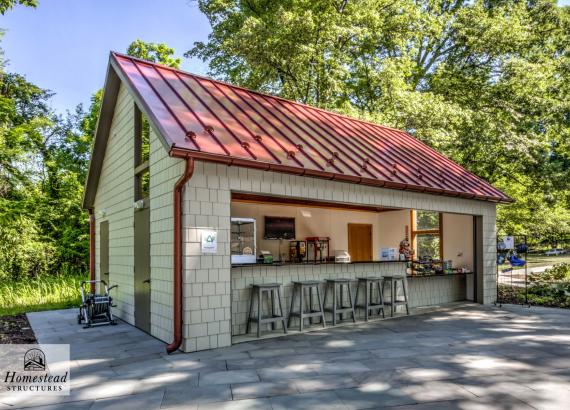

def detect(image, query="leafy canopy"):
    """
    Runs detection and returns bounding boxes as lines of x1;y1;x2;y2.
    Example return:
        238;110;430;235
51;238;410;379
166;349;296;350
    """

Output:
189;0;570;238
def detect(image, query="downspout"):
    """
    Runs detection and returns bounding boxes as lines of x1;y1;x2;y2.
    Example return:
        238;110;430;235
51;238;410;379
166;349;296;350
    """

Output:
88;209;96;293
166;157;195;354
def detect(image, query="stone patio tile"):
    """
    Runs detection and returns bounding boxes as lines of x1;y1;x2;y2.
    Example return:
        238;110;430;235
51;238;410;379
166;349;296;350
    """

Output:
257;365;319;381
359;357;419;370
199;370;259;386
231;381;298;399
111;357;174;378
161;384;231;408
516;379;570;409
292;374;359;393
7;400;94;410
19;304;570;410
335;386;416;409
89;390;165;410
248;348;296;358
226;358;277;370
329;350;375;362
270;391;348;410
380;396;537;410
368;347;420;359
350;369;406;386
400;381;477;403
69;369;118;386
317;361;371;375
0;379;139;409
132;370;199;392
398;366;464;382
198;397;272;410
162;356;227;373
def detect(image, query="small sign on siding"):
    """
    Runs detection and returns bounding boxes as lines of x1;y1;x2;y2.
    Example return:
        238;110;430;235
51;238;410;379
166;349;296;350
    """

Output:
201;230;217;254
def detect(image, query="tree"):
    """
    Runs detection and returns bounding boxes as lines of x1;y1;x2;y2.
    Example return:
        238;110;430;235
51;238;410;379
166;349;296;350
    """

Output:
0;0;36;15
127;40;181;68
189;0;570;238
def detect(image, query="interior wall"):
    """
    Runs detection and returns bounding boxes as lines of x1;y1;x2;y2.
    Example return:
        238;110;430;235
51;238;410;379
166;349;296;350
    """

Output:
231;202;474;268
231;202;385;260
442;213;474;270
377;209;410;250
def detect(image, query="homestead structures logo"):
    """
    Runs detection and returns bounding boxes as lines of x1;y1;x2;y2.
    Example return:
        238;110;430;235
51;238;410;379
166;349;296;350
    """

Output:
23;349;46;371
1;344;70;396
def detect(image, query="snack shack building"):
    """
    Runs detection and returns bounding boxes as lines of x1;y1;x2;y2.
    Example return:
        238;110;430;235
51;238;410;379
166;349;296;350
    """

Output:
83;52;512;353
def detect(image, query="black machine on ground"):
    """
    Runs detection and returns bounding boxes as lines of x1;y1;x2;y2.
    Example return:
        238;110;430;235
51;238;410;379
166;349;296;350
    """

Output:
78;280;118;328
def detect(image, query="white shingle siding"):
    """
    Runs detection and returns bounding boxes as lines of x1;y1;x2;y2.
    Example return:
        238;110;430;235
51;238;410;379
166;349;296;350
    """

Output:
93;85;135;324
92;85;184;344
148;129;184;343
180;161;497;352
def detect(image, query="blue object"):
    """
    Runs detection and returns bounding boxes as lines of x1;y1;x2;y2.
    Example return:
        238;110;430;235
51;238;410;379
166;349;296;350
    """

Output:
509;255;526;267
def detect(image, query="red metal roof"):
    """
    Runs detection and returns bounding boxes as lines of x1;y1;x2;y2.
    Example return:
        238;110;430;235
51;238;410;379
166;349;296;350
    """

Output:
111;52;512;203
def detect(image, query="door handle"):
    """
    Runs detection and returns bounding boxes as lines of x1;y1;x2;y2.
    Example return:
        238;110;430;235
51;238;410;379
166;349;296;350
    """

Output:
103;272;109;275
143;279;151;284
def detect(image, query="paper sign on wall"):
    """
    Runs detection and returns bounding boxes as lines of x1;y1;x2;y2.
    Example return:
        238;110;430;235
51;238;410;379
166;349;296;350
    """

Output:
201;230;217;254
379;247;397;261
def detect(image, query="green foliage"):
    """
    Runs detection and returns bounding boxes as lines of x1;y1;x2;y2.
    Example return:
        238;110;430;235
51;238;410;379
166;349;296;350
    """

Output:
0;274;85;316
0;37;183;281
0;0;36;15
530;263;570;283
0;43;93;279
499;263;570;307
190;0;570;239
525;263;570;307
127;39;181;68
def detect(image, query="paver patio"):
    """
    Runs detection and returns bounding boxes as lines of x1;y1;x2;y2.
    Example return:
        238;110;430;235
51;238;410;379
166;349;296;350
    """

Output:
3;302;570;409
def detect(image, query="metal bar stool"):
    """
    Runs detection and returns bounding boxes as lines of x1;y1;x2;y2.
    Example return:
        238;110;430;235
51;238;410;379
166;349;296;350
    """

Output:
288;280;326;331
382;275;410;317
246;283;288;338
322;279;356;326
355;277;385;321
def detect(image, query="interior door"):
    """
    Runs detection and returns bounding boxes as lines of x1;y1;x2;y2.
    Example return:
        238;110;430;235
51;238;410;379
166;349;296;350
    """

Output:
348;223;373;262
100;221;109;291
134;206;151;333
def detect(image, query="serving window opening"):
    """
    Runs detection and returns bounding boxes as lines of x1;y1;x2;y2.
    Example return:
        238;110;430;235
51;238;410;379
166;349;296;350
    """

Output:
230;194;474;276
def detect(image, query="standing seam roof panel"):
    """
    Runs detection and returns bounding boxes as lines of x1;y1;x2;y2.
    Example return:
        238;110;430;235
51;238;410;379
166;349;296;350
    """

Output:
110;52;512;203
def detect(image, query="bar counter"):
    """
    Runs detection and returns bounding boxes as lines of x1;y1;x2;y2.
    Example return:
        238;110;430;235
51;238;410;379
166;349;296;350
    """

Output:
231;260;408;268
230;260;469;336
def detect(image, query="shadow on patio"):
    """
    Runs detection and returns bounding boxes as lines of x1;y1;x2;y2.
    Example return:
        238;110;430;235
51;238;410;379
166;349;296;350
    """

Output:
3;303;569;409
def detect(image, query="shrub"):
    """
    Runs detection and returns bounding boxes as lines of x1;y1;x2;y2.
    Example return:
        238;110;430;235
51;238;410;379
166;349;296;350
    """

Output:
526;263;570;308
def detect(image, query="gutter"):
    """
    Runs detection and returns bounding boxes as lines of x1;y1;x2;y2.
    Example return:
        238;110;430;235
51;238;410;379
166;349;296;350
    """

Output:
88;209;96;293
166;156;195;354
169;148;514;204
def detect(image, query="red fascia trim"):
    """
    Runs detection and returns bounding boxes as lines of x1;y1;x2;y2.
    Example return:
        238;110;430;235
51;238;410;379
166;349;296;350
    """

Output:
169;148;513;203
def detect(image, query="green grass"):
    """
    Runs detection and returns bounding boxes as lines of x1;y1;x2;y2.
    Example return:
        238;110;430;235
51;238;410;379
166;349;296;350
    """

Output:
0;274;86;316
